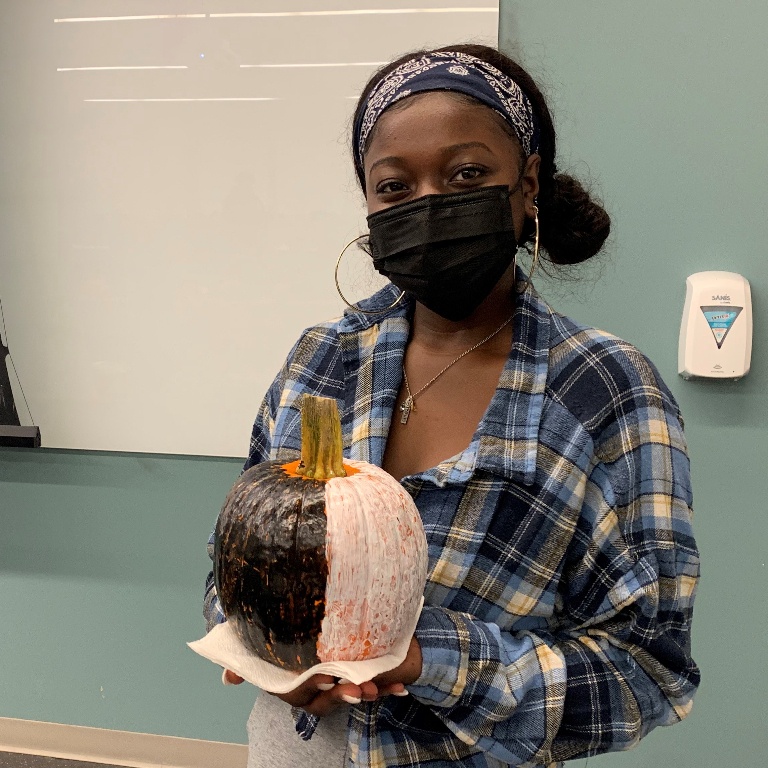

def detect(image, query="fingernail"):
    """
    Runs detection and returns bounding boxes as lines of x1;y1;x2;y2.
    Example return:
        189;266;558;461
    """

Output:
316;683;335;691
221;670;234;686
341;694;361;704
337;678;351;685
393;689;410;697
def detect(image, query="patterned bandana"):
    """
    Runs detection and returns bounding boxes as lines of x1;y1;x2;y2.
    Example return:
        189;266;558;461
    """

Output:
353;51;539;175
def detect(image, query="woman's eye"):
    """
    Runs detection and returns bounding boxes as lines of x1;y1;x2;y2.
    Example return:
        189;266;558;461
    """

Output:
375;180;408;196
452;166;486;182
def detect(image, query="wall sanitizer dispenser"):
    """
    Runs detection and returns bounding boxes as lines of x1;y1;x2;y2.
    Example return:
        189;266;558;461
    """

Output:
678;271;752;380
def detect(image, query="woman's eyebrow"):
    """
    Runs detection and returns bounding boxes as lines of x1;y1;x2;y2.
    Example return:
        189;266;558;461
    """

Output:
367;142;494;176
440;141;494;155
368;155;402;175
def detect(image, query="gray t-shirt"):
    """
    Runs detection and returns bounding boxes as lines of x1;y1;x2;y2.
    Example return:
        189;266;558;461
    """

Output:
247;692;349;768
245;690;517;766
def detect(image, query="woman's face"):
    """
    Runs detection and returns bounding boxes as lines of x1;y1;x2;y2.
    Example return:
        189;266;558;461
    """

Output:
363;91;540;238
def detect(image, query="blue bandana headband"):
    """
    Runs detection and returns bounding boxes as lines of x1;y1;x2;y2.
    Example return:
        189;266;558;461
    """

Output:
354;51;539;175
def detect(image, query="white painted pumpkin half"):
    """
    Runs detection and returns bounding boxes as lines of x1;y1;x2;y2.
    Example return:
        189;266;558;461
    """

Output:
214;395;428;671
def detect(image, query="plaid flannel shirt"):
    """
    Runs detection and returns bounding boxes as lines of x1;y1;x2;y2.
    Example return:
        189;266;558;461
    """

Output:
204;273;700;767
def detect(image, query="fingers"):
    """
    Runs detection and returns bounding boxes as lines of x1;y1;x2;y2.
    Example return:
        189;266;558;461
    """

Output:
299;681;364;716
264;675;410;717
314;673;336;692
268;673;359;713
358;680;378;702
378;682;410;697
221;668;409;703
322;680;366;709
222;669;244;686
316;678;375;703
298;679;409;716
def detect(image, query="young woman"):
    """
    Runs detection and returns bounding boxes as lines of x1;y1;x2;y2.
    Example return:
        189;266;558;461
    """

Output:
205;44;700;768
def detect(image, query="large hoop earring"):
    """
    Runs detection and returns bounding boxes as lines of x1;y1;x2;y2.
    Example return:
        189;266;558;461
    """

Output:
521;205;540;293
530;204;540;279
334;235;406;315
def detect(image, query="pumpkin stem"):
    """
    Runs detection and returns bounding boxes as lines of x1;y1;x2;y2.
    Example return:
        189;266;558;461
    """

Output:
296;395;347;480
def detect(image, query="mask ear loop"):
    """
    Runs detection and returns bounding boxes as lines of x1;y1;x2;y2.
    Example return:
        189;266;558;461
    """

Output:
334;234;406;315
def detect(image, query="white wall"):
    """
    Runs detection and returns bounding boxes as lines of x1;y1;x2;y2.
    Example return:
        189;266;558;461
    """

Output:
0;0;497;456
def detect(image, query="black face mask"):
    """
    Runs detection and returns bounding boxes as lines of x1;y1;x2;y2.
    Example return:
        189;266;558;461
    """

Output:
366;185;518;321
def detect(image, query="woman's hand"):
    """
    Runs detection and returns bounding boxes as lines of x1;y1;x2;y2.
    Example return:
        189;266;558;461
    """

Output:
272;674;374;716
372;636;423;688
221;669;397;715
276;675;412;717
220;635;421;716
222;669;244;685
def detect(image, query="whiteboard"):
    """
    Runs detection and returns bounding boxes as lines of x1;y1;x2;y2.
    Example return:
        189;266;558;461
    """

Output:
0;0;498;457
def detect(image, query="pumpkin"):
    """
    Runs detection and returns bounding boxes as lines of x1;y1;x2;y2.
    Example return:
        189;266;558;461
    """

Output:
214;395;428;672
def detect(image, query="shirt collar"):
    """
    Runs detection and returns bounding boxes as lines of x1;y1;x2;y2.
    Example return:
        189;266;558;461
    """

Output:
472;272;550;486
336;282;411;335
337;269;551;487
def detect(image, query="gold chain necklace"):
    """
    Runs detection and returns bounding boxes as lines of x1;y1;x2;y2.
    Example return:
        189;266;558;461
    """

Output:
399;314;514;425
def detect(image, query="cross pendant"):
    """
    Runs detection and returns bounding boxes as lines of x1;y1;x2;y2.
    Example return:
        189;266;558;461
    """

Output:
400;396;414;424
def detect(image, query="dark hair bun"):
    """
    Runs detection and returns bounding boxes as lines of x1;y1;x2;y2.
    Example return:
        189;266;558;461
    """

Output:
538;174;611;265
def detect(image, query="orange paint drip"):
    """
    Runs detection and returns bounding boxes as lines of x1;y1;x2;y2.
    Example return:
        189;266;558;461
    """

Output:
280;459;360;479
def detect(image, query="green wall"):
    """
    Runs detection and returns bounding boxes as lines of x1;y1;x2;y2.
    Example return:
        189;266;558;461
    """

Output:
0;448;256;744
1;2;766;762
500;1;768;766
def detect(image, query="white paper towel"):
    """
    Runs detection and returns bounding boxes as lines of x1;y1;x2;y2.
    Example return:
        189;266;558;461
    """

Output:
188;597;423;694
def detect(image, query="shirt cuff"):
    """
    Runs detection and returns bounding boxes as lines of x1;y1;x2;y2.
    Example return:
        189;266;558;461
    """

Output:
292;708;319;740
408;605;464;706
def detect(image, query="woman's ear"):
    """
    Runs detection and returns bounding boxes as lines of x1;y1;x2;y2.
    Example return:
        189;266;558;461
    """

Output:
522;153;541;218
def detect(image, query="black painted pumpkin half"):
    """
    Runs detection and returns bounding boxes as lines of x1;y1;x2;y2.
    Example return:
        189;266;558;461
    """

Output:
214;395;428;672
